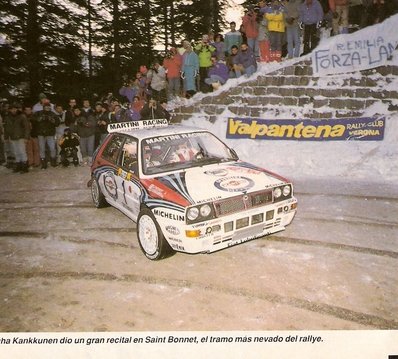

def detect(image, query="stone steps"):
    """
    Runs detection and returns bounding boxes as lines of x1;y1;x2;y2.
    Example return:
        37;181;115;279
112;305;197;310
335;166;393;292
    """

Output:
170;61;398;123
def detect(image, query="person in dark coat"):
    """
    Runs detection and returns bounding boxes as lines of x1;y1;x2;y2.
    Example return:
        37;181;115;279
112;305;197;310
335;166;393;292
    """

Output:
140;99;170;121
58;127;80;167
32;103;60;168
74;107;96;165
3;102;30;173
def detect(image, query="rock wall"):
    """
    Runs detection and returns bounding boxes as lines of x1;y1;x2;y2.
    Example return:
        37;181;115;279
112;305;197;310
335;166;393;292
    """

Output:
170;61;398;123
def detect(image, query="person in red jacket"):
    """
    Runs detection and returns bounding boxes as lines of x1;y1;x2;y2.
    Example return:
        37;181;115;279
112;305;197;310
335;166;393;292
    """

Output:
329;0;349;35
163;47;182;101
242;6;260;58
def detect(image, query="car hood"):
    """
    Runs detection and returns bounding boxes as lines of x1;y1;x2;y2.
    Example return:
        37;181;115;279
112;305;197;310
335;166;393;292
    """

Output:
145;162;288;206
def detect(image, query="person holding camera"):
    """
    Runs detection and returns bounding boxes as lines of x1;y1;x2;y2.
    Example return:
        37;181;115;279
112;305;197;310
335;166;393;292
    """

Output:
32;103;60;169
146;61;167;104
58;127;80;167
140;98;170;121
194;35;216;93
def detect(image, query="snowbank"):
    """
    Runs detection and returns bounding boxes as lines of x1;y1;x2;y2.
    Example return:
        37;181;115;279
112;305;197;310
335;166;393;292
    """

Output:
174;18;398;183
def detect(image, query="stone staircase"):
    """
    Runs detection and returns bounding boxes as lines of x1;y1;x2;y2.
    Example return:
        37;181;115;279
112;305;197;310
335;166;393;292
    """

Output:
169;60;398;123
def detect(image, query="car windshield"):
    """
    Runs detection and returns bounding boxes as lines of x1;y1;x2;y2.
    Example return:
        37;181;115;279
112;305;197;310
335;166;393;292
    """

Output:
141;131;236;175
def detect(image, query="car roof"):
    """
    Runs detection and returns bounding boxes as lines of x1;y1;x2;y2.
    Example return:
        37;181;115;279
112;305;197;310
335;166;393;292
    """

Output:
111;123;207;141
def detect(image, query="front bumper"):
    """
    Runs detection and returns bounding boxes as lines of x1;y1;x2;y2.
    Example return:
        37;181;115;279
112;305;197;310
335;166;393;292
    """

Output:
157;197;297;254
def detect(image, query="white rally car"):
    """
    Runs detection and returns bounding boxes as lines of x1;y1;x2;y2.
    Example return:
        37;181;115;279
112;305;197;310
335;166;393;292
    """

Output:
89;119;297;260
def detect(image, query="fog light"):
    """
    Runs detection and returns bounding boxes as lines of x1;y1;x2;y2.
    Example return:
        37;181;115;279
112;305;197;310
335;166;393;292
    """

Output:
185;229;201;238
236;217;249;229
212;225;221;232
266;210;274;221
224;221;233;232
252;213;264;225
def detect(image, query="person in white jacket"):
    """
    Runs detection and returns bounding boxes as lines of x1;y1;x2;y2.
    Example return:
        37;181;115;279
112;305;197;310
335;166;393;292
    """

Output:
146;62;167;104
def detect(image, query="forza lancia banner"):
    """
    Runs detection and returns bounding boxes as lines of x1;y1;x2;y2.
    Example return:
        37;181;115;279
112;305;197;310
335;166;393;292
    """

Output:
312;14;398;75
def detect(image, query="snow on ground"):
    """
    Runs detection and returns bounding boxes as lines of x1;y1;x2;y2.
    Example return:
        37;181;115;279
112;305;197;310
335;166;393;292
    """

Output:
170;19;398;184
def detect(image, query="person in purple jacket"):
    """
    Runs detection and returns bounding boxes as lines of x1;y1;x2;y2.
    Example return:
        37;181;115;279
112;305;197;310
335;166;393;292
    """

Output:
232;42;258;78
204;56;230;91
299;0;324;55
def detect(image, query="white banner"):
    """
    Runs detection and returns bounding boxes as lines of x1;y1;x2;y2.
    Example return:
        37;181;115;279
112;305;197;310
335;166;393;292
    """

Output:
312;14;398;75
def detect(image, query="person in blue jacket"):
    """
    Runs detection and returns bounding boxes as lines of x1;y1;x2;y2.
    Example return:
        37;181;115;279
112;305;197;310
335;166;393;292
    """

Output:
181;41;200;98
299;0;324;55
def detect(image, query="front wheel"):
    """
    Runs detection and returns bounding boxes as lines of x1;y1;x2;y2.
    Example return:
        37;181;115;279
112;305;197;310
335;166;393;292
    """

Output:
137;209;174;260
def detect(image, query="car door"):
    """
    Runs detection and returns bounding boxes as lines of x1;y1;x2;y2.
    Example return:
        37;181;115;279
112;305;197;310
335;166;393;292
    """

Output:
114;136;142;221
97;134;125;206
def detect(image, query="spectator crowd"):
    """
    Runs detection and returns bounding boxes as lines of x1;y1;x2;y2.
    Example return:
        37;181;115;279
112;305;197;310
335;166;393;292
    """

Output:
0;0;396;174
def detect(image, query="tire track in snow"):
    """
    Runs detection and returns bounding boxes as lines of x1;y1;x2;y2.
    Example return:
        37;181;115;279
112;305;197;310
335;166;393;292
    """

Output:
0;270;397;329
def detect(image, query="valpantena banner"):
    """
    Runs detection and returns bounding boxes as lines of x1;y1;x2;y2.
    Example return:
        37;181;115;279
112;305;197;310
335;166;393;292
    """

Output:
312;14;398;75
226;117;385;141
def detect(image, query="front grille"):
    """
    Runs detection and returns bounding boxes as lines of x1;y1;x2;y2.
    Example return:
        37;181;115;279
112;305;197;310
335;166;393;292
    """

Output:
214;198;245;216
214;190;273;217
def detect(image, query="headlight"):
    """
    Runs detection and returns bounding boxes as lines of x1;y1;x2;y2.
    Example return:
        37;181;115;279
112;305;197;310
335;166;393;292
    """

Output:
273;187;282;199
187;207;199;221
186;203;215;224
282;185;291;196
200;204;212;217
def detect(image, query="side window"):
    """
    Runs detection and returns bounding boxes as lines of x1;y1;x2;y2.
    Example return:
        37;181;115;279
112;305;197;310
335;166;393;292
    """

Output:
121;137;138;172
102;135;125;164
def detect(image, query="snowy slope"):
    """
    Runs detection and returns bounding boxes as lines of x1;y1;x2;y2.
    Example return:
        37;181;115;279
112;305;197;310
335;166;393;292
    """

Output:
173;19;398;184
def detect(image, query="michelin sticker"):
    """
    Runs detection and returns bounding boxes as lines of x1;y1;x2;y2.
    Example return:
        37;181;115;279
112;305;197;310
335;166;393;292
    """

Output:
214;176;255;192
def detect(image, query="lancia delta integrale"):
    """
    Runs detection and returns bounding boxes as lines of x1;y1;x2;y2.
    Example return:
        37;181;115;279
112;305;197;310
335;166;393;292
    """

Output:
89;119;297;260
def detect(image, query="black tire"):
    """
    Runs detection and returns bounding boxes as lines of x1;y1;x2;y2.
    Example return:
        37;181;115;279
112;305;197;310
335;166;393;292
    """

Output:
91;176;108;208
137;208;174;260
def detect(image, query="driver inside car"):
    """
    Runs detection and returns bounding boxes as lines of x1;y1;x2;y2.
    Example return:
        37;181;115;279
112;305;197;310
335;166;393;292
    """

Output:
168;139;200;163
144;144;162;168
122;141;138;171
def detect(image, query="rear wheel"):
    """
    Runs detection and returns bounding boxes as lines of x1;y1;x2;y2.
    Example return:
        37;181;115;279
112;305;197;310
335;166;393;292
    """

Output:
91;177;108;208
137;209;174;260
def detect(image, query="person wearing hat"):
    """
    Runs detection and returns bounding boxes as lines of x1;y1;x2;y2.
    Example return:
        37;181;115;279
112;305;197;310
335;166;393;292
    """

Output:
3;102;30;173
